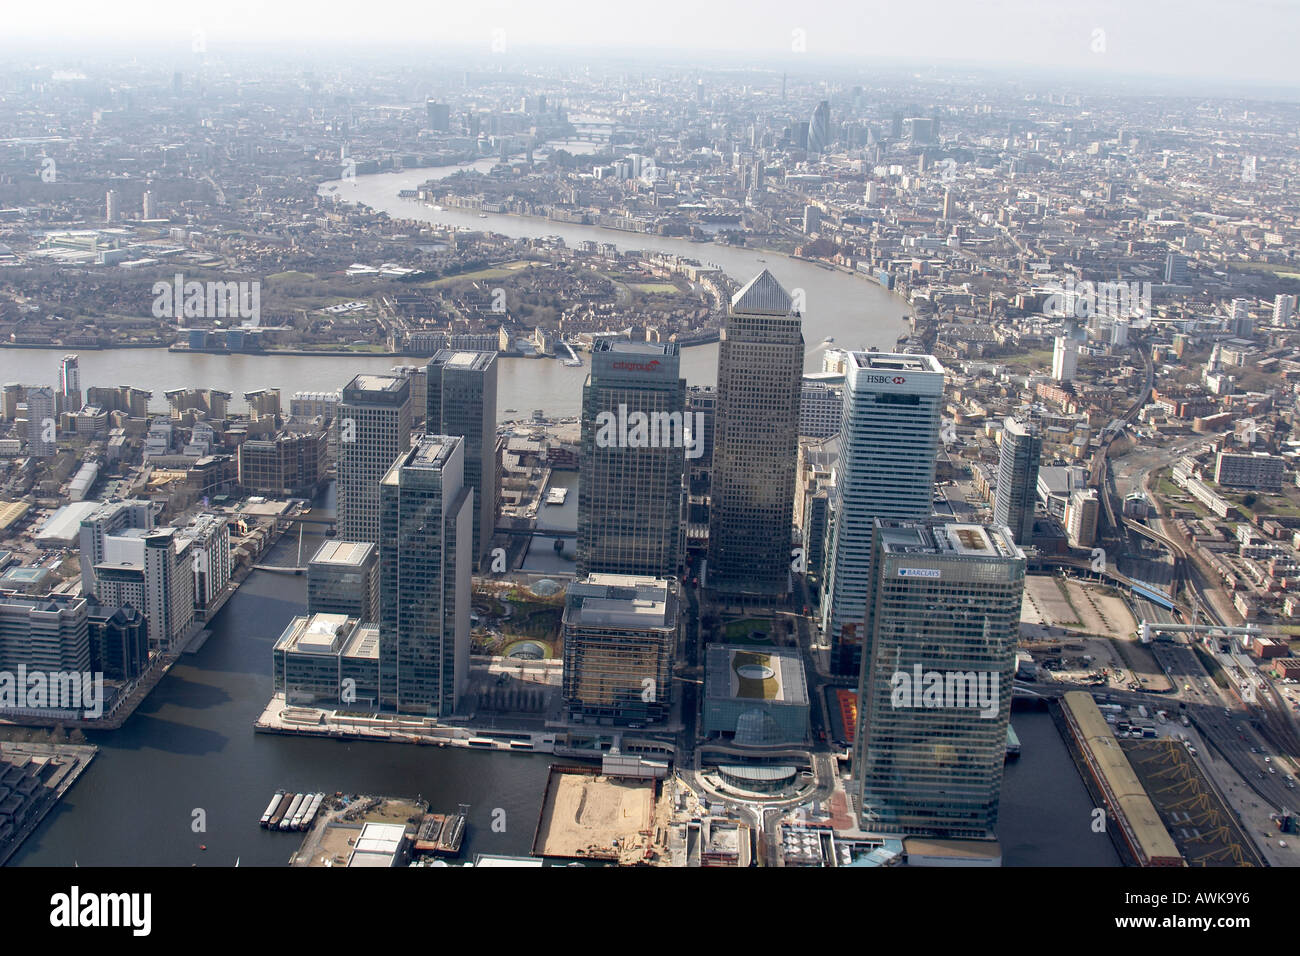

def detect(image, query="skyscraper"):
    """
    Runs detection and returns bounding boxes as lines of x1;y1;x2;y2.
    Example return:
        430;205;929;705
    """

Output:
25;386;57;457
336;374;412;548
379;435;473;717
426;350;498;565
1164;252;1188;284
577;341;686;578
855;519;1024;839
59;355;81;413
426;100;450;132
708;271;804;599
993;415;1042;546
821;353;944;676
808;100;830;155
561;573;679;725
1052;335;1077;382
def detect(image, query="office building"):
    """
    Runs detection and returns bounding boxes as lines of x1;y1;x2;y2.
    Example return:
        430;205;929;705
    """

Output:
378;435;472;717
308;540;380;623
703;643;809;743
86;602;148;682
855;520;1025;839
561;573;678;725
993;416;1042;545
684;385;716;556
273;613;380;709
822;353;944;676
576;341;685;578
1064;489;1099;549
708;270;804;599
808;100;830;154
0;593;90;676
426;100;450;132
238;431;327;497
426;351;498;565
337;374;412;547
799;375;844;439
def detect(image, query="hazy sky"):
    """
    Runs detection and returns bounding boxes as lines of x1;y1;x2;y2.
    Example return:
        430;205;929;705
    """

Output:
3;0;1297;88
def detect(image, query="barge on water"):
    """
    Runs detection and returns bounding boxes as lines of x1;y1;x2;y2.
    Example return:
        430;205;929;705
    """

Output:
414;805;470;856
261;791;327;831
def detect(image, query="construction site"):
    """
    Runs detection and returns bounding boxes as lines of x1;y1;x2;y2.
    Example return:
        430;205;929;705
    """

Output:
531;765;674;865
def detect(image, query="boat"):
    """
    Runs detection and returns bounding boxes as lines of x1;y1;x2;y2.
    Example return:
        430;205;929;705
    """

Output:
1005;724;1021;761
504;408;517;414
260;790;285;827
299;793;325;830
267;792;294;829
415;805;470;856
545;487;568;506
279;793;306;830
478;213;488;218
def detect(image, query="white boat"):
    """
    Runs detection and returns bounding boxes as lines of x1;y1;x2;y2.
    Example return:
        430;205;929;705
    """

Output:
280;793;305;830
260;790;284;827
545;488;568;506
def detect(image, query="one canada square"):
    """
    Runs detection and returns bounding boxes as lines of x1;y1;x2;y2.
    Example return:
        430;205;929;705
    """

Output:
707;270;803;598
822;353;944;675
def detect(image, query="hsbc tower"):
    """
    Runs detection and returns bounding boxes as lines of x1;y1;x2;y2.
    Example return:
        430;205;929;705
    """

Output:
821;352;945;676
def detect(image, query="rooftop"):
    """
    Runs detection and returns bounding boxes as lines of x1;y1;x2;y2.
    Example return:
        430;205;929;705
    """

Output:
877;520;1024;561
309;540;376;568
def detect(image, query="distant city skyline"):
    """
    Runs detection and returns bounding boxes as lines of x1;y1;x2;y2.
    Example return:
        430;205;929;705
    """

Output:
2;0;1298;89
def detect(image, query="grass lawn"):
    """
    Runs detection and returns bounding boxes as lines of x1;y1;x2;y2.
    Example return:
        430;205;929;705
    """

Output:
418;262;527;287
631;282;679;295
265;271;316;282
722;618;773;644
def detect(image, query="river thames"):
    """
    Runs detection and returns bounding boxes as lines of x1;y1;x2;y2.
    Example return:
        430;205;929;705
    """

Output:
8;160;1114;867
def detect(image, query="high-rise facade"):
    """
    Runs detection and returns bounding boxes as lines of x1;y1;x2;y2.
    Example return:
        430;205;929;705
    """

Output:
59;355;82;413
308;540;380;623
855;519;1024;840
561;573;678;725
1052;336;1077;382
993;415;1042;545
822;353;944;676
708;270;804;599
378;435;472;717
807;100;830;155
337;374;412;548
25;386;57;457
577;341;685;578
426;350;498;565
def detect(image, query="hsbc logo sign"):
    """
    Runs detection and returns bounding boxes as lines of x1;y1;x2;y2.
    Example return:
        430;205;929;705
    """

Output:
863;373;906;385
